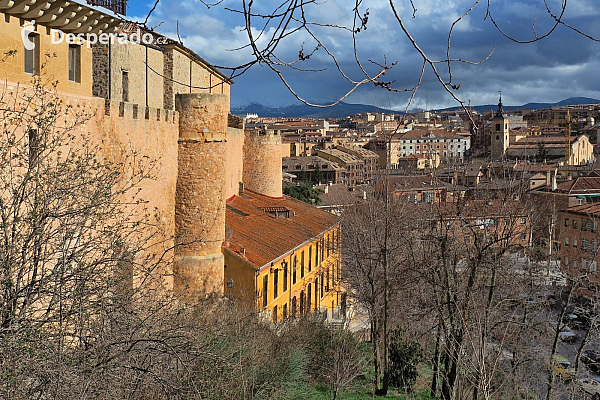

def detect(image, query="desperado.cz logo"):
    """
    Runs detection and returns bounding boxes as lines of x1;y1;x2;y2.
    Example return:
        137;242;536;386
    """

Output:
21;20;36;50
20;20;168;49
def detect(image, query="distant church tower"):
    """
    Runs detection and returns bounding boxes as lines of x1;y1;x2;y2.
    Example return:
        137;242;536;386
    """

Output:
490;93;509;160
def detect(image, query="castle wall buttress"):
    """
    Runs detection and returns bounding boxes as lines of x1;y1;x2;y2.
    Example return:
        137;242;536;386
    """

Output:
174;93;229;299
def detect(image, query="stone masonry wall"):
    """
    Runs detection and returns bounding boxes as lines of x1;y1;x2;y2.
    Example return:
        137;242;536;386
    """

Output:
243;130;283;198
174;93;229;299
0;80;179;291
92;44;109;100
163;49;174;110
225;126;244;200
92;41;165;110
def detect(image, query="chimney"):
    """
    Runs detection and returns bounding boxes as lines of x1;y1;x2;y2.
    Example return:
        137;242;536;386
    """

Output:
363;191;367;200
324;185;329;194
552;173;557;191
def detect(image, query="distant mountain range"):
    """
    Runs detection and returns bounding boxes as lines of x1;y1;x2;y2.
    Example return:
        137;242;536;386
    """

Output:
231;102;396;119
231;97;600;119
443;97;600;114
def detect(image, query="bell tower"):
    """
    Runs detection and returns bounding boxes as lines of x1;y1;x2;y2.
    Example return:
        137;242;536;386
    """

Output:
490;92;509;160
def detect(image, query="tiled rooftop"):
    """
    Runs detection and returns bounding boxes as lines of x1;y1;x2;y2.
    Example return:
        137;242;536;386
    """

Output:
224;191;339;270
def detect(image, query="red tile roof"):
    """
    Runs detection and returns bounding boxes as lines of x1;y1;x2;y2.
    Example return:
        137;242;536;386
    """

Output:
513;162;558;172
564;203;600;217
224;191;339;270
555;177;600;194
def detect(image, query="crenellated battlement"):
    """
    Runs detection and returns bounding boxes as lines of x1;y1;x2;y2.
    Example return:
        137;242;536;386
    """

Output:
104;99;178;124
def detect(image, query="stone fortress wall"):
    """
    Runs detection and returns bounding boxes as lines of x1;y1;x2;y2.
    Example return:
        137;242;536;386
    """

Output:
243;129;283;198
0;5;281;300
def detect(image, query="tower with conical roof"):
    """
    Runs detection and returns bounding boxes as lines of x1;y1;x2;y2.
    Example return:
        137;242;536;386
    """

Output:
490;92;509;160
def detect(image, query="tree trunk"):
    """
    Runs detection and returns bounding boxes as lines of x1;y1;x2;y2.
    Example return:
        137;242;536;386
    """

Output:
431;321;442;398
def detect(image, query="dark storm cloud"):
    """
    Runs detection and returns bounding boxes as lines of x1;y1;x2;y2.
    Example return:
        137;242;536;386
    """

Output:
129;0;600;110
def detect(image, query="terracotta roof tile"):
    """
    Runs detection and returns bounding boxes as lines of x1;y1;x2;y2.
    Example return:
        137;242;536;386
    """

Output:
224;191;339;270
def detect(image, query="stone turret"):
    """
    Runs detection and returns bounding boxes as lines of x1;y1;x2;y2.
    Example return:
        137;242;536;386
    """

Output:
174;93;228;299
243;129;283;198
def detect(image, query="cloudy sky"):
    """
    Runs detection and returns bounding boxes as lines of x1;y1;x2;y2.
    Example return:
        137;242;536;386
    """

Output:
125;0;600;110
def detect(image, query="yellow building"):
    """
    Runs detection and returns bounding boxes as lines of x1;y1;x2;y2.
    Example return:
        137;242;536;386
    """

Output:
223;190;345;323
0;2;112;96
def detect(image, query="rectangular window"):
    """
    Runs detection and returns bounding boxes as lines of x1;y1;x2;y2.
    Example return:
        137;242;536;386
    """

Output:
301;251;305;278
572;219;578;230
520;217;526;225
262;274;268;308
68;44;80;82
564;237;569;247
564;218;569;228
273;305;278;323
573;239;578;248
283;262;288;292
315;242;319;266
292;255;297;284
273;268;278;299
308;246;312;272
320;272;324;298
283;304;288;320
24;34;39;75
326;267;330;292
320;237;325;262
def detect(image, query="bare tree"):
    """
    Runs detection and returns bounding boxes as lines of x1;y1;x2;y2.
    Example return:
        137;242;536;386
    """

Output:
137;0;600;128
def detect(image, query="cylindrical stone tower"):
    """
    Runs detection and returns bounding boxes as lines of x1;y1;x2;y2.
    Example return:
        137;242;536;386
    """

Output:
174;93;228;300
242;129;283;198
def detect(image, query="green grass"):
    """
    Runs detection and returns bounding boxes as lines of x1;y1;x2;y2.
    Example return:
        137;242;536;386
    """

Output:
289;383;435;400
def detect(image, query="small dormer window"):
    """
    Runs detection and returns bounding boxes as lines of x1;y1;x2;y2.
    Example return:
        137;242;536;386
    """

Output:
260;206;291;218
